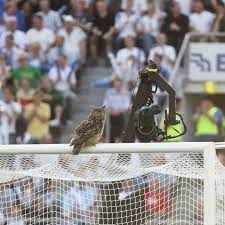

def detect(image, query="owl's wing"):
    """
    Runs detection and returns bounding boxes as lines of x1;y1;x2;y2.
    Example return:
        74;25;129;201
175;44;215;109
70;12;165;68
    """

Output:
70;121;98;145
75;119;101;135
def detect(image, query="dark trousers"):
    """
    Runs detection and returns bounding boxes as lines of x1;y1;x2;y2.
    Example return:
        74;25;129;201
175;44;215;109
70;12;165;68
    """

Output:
110;114;125;143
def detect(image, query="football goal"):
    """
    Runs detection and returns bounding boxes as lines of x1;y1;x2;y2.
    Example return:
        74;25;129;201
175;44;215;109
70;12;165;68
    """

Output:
0;142;223;225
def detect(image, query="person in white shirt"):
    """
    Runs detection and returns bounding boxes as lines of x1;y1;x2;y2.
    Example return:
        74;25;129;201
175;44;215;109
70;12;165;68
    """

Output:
114;0;138;50
58;15;87;65
0;33;23;69
26;14;55;52
48;34;81;67
103;75;131;142
148;33;176;75
190;0;215;32
121;0;148;16
0;16;27;50
116;35;145;85
0;86;22;144
176;0;192;15
39;0;62;32
28;42;46;69
48;54;77;93
116;35;145;67
48;54;77;120
137;1;164;57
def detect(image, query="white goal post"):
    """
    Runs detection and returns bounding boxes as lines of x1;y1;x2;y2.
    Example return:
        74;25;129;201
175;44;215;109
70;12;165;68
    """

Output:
0;142;222;225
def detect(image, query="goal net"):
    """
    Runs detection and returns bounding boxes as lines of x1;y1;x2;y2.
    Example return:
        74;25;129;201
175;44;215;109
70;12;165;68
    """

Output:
0;143;223;225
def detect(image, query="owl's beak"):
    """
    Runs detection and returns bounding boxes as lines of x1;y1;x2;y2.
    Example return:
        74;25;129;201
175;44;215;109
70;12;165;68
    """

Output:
102;105;106;108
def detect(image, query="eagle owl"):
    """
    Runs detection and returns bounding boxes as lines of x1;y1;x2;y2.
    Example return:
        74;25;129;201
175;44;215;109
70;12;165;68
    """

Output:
69;106;106;155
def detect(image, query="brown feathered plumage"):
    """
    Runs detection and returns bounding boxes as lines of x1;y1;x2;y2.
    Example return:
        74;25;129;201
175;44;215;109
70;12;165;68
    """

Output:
69;106;106;154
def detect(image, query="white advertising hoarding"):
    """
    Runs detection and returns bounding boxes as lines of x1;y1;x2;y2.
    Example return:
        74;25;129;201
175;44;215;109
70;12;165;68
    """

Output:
189;43;225;81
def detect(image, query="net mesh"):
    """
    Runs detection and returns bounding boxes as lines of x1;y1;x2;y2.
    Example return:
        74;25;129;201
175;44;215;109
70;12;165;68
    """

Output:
0;151;222;225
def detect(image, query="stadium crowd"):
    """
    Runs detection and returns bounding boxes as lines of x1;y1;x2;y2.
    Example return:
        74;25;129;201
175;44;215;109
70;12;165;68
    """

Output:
0;0;225;224
0;0;224;145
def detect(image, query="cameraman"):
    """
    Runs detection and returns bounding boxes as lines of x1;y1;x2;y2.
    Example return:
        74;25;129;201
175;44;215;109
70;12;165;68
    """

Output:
192;97;224;142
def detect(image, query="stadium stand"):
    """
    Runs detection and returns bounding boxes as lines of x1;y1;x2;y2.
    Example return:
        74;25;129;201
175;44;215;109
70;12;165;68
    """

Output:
0;0;225;224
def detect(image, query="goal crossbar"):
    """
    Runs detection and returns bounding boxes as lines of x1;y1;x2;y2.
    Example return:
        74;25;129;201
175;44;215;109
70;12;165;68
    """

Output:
0;142;220;154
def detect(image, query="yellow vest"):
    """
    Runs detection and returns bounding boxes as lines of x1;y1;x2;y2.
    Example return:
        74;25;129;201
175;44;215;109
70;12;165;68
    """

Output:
160;111;184;142
166;114;184;142
195;107;218;136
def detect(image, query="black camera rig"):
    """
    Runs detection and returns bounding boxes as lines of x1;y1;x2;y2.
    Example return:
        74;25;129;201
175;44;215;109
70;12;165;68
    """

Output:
122;60;186;143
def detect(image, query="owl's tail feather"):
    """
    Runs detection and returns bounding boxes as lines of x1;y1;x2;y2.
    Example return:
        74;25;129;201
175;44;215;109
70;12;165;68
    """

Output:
70;138;83;155
72;144;83;155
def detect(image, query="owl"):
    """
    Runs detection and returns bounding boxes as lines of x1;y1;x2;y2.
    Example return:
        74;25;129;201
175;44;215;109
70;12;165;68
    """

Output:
69;106;106;155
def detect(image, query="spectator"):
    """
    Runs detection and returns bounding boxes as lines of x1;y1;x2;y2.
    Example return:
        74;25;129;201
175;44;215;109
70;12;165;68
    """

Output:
137;1;164;57
41;76;63;130
49;0;70;11
145;179;169;215
32;199;46;220
3;0;26;31
115;35;145;85
192;97;224;142
176;0;192;15
47;35;67;64
0;33;22;69
62;181;99;225
190;0;215;33
0;16;28;50
48;34;81;70
15;179;35;210
90;0;115;63
0;0;4;22
7;205;26;225
0;85;22;144
48;54;77;120
43;180;60;213
39;0;62;32
103;75;131;142
68;0;92;33
26;14;55;52
161;0;189;52
28;42;46;71
12;52;42;89
114;0;138;50
121;0;148;16
21;0;33;31
17;77;35;106
0;184;18;214
24;90;51;143
48;54;77;93
211;0;225;41
148;33;176;75
0;55;11;88
118;180;135;200
58;15;87;65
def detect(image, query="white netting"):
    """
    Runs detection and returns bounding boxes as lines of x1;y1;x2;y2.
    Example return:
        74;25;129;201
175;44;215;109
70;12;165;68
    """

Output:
0;150;222;225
